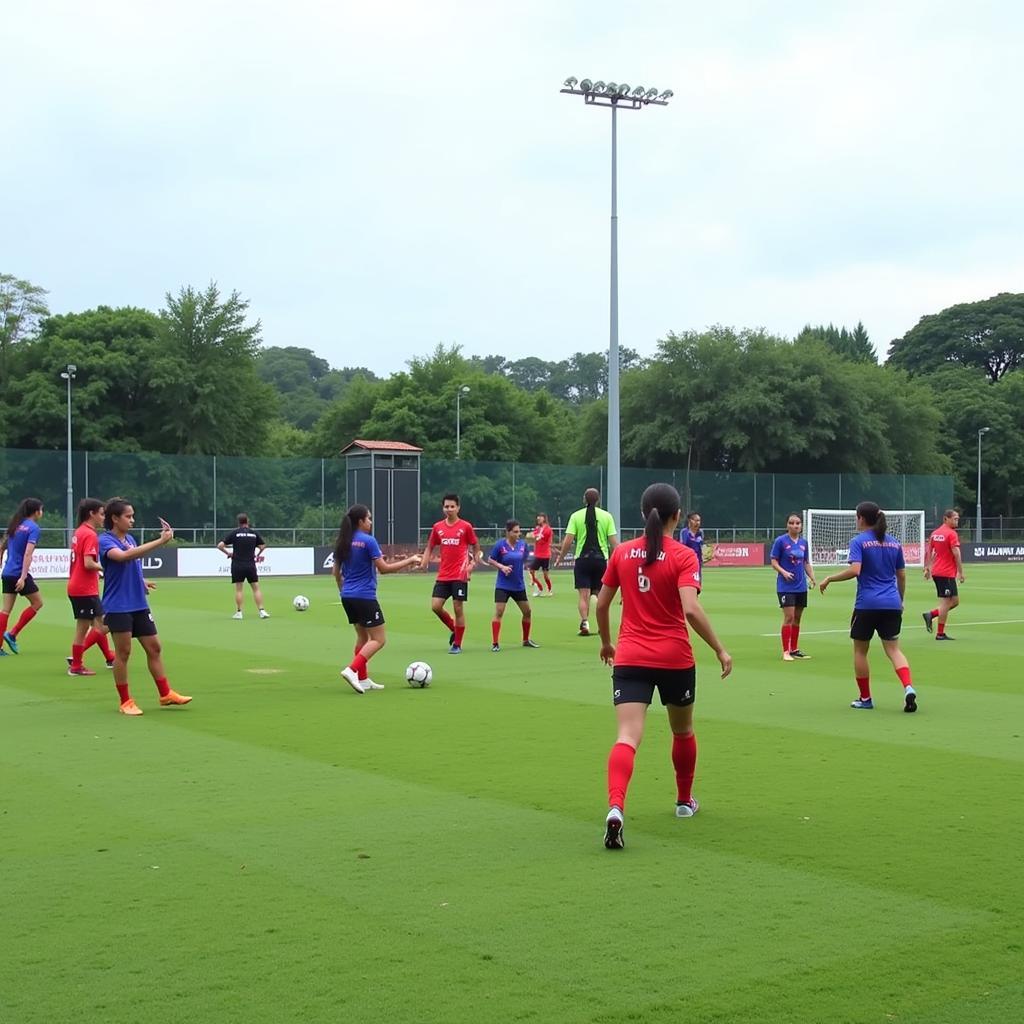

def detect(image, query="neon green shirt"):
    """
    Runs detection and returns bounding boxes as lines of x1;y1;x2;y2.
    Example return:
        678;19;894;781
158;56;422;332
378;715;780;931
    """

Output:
565;506;617;558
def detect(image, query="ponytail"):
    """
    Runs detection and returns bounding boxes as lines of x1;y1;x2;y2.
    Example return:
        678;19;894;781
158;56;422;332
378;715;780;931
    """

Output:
856;501;887;541
640;483;682;566
6;497;43;539
334;504;369;566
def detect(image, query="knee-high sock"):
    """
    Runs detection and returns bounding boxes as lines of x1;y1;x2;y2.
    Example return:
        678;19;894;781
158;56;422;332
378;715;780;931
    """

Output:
607;742;636;811
781;624;792;652
672;733;698;804
10;606;37;637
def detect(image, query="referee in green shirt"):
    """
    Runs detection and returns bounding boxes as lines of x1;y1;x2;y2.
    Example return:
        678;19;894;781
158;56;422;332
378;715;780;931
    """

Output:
554;488;618;636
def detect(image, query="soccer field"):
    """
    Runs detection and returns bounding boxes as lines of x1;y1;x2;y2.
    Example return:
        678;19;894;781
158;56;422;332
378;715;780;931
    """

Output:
2;565;1022;1024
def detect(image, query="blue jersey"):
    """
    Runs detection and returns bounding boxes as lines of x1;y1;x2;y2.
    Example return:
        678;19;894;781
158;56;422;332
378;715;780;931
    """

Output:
490;538;528;592
340;530;381;599
849;530;905;610
679;528;703;568
2;519;41;577
99;532;150;612
771;534;809;593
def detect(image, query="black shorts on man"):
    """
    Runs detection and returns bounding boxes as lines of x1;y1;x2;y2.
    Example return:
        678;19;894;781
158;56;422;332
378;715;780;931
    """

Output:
932;576;958;599
612;665;696;707
231;563;259;584
573;556;606;592
432;580;469;602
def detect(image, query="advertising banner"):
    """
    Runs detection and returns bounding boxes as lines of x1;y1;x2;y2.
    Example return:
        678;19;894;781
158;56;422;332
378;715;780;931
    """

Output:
177;547;313;577
961;543;1024;563
314;546;335;576
19;547;178;579
703;542;765;568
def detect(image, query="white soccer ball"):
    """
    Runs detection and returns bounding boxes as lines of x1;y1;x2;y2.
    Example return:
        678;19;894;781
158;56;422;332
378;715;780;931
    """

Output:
405;661;432;688
293;595;310;612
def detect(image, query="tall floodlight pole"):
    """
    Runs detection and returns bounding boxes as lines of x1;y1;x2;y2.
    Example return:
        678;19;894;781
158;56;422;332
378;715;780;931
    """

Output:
60;364;77;544
976;426;990;543
456;385;471;459
560;77;671;529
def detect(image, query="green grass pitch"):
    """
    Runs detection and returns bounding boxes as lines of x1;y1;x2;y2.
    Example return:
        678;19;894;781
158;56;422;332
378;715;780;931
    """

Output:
2;565;1022;1024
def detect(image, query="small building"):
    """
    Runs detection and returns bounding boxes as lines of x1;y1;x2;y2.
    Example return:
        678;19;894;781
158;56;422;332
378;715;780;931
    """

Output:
339;440;423;546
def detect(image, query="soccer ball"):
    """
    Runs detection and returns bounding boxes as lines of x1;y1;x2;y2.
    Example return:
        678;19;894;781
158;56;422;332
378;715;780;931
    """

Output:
293;595;310;612
405;661;432;688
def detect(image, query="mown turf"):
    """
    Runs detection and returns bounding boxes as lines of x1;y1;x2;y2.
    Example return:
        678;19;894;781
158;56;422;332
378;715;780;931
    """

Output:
1;565;1022;1023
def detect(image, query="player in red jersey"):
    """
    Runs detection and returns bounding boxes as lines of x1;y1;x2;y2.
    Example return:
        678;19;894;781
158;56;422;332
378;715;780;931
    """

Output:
527;513;554;596
596;483;732;850
419;493;483;654
922;509;964;640
67;498;116;675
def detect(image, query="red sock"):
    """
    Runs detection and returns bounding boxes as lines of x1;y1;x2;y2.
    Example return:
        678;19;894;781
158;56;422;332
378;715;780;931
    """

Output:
116;683;131;703
491;620;501;644
791;625;801;650
781;625;792;652
930;609;939;619
672;732;698;804
71;644;85;669
154;676;171;698
82;631;97;653
529;572;539;589
522;619;531;642
11;606;36;637
607;741;636;811
438;610;456;632
937;621;946;636
454;625;466;647
353;645;368;680
0;611;9;636
856;676;871;699
95;632;114;660
896;666;912;688
349;653;368;678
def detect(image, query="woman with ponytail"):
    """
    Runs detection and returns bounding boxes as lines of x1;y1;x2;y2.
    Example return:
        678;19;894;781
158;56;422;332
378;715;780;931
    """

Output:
595;483;732;850
0;497;45;655
555;487;618;636
334;504;420;693
820;501;918;713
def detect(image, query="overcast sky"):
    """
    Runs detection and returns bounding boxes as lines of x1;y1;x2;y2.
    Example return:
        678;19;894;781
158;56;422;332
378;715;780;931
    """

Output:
5;0;1023;374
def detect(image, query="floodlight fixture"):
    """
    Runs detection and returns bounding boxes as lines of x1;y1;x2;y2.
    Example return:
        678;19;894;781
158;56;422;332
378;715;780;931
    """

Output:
563;76;578;88
617;83;631;96
593;80;606;93
579;78;593;92
659;89;673;100
645;87;659;99
606;82;619;95
632;86;646;97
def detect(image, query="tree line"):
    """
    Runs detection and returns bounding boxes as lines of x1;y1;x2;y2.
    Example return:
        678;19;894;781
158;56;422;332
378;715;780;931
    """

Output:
2;273;1021;516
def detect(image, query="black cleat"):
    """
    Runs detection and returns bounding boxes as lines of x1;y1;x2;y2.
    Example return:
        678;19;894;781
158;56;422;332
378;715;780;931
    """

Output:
790;649;811;659
604;810;624;850
935;633;955;641
904;688;918;713
522;639;540;648
922;611;933;633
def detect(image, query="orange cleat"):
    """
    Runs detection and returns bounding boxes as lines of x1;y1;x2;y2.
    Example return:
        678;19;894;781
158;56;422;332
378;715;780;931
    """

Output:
119;699;144;716
159;690;193;706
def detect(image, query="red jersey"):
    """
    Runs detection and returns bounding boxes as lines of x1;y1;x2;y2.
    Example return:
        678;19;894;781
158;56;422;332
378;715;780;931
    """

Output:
602;536;701;669
429;518;478;582
928;526;960;578
68;523;101;597
531;524;552;559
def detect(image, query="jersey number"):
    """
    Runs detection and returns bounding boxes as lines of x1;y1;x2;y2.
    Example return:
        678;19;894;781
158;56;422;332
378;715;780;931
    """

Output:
637;568;651;592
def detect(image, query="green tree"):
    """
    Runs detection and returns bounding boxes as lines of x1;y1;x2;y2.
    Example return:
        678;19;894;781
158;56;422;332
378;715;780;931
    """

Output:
887;292;1024;381
0;274;49;384
795;321;876;363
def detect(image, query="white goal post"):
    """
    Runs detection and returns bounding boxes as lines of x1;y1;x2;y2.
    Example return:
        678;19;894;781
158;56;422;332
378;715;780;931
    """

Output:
804;509;926;567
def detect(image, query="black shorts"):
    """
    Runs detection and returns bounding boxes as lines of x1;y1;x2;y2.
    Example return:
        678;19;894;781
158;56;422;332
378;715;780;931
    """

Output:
933;576;958;599
341;597;384;627
69;595;104;620
529;556;550;572
613;666;696;707
432;580;469;602
778;591;808;609
574;555;607;592
2;574;39;596
494;588;529;605
850;609;902;642
104;609;158;637
231;563;259;584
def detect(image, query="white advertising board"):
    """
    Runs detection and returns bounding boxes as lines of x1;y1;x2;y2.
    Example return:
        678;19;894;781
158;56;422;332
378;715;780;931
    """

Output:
18;548;71;579
176;547;314;577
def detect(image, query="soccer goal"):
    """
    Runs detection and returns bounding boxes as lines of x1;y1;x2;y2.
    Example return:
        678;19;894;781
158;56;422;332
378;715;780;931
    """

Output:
804;509;926;567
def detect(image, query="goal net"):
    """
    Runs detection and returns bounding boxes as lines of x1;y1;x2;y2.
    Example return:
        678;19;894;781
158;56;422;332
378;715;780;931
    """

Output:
804;509;926;567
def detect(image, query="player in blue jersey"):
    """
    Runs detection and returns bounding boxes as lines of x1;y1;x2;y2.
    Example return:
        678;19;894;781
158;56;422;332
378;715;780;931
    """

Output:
819;501;917;713
334;504;420;693
678;512;704;590
770;513;817;661
0;497;45;654
99;497;191;715
487;520;539;652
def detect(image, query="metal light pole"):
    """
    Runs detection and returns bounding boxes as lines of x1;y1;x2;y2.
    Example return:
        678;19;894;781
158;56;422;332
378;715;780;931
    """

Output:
560;77;671;530
456;385;470;459
976;426;990;543
60;364;77;544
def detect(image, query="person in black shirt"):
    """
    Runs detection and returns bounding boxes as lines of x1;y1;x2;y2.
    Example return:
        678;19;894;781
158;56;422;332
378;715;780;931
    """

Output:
218;513;269;619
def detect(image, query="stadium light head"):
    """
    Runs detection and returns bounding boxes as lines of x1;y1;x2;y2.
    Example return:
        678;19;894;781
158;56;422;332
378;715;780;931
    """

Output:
606;82;619;95
563;76;578;88
631;86;646;97
592;80;606;93
617;83;631;96
659;89;674;100
645;87;659;99
579;78;593;92
460;385;471;394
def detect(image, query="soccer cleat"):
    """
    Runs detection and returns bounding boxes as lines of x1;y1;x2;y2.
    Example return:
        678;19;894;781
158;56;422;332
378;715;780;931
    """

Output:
578;622;591;637
448;645;462;655
935;633;955;641
118;699;143;717
904;686;918;713
449;631;456;647
790;649;811;660
522;639;540;648
66;656;74;666
258;609;270;619
0;649;7;656
850;697;875;710
921;611;933;633
361;678;385;691
339;667;365;694
159;690;193;706
4;631;19;654
105;659;115;669
232;611;243;620
604;808;625;850
782;651;794;662
532;588;541;598
491;643;500;652
675;797;700;818
68;666;96;677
